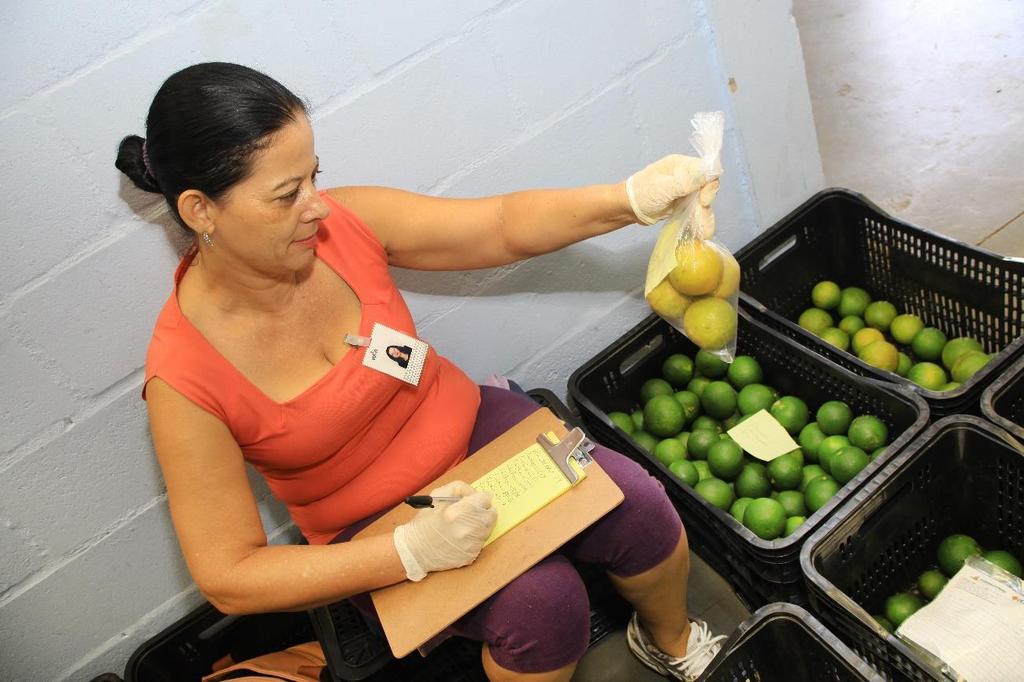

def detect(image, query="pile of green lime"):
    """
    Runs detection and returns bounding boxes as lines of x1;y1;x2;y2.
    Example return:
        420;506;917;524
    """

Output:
795;280;994;391
872;533;1022;633
606;349;892;541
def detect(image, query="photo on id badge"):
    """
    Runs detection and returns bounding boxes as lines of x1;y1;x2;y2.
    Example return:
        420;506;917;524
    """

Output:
364;323;427;385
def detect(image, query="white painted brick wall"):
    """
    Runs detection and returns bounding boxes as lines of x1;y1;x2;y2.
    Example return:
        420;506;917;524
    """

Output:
0;1;822;679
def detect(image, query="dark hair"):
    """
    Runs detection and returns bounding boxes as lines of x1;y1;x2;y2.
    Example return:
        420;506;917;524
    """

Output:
115;62;307;229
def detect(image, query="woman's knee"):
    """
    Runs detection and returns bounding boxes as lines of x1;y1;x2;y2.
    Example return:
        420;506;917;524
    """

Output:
459;555;591;673
571;447;684;576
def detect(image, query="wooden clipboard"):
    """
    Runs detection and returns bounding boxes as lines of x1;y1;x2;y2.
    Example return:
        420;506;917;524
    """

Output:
355;406;624;658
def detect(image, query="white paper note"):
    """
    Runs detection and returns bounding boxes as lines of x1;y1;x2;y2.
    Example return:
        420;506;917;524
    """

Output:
897;557;1024;682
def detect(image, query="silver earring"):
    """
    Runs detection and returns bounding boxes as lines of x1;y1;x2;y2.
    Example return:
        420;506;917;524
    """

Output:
202;232;214;247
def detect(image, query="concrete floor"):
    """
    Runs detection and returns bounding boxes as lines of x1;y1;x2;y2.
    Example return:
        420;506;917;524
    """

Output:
571;553;749;682
794;0;1024;257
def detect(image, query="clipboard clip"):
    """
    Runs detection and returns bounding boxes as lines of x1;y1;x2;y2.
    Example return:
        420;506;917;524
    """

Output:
536;427;595;486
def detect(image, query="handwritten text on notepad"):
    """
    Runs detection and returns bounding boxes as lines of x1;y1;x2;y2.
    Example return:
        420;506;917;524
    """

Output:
472;433;583;546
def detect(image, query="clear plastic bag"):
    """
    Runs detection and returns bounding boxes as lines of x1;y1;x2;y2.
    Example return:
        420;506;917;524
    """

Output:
644;111;738;362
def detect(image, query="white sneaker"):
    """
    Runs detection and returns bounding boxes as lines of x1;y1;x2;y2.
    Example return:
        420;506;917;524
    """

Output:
626;612;727;681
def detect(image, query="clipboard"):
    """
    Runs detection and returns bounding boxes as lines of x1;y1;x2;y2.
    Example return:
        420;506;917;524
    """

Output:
355;406;624;658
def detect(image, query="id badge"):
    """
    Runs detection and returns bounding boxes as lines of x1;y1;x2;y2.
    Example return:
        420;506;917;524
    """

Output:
347;323;428;386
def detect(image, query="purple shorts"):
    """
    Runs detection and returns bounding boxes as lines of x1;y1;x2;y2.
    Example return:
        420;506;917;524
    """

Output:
333;385;683;673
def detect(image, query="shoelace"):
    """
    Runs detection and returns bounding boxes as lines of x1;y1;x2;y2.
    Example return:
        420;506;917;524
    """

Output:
679;620;728;674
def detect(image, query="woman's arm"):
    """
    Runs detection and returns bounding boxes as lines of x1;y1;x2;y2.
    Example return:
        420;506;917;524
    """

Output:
326;154;710;271
327;184;636;271
146;378;407;614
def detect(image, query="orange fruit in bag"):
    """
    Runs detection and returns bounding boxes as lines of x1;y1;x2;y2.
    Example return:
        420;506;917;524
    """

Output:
683;297;736;351
647;278;692;320
711;248;740;298
668;240;723;296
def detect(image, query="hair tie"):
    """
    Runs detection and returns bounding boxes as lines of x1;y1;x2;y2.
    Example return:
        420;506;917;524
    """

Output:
142;140;155;180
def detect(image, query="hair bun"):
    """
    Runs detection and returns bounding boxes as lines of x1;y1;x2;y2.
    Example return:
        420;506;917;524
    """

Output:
115;135;161;194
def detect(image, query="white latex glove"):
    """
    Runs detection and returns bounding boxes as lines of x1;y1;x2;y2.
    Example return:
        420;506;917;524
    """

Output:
392;480;497;582
625;154;720;225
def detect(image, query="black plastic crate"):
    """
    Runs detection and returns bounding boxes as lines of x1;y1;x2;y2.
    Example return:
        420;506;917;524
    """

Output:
800;416;1024;680
733;188;1024;417
566;310;928;609
697;603;882;682
124;603;315;681
981;352;1024;439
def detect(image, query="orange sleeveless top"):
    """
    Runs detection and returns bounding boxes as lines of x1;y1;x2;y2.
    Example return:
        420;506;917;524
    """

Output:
144;194;481;544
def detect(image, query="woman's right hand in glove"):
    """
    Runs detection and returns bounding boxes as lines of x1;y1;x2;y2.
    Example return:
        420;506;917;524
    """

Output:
392;480;497;581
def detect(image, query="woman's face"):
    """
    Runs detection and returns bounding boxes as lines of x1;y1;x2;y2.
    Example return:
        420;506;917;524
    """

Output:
206;112;330;276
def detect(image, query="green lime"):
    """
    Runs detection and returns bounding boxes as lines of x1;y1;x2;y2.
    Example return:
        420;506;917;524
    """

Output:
730;497;754;523
662;353;695;387
801;465;827;491
819;327;850;351
687;376;711;398
907;362;947;391
669;459;698;486
816;400;853;436
799;308;834;336
675;431;691;452
770;396;810;435
838;315;866;336
768;453;803;491
654;438;688;466
873;615;894;633
851;327;885;355
830;446;869;485
942;337;984;372
776;489;807;517
640;377;675;404
632;431;657;453
707;439;745;480
701;381;738;419
631;409;644;431
937;534;981;577
667;458;700;485
644;395;685;437
895;352;912;377
885;593;923;628
951;350;990;383
783;515;806;537
848;415;888;451
870;446;886;460
608;411;635;434
890;314;925;345
695;477;734;511
804;476;840;513
838;287;871;318
942;382;961;392
695;349;729;378
737;384;776;416
673;390;701;425
691;415;723;433
811;280;842;310
911;327;947;362
983;550;1023;577
722;412;742;430
687;429;719;460
918;569;948;600
734;463;772;499
693;460;712;482
742;497;787;540
859;340;899;371
798;423;827;462
864;300;898;332
727;355;763;389
817;435;850;474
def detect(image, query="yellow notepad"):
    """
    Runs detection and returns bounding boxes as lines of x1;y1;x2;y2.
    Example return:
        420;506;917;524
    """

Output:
472;432;585;545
